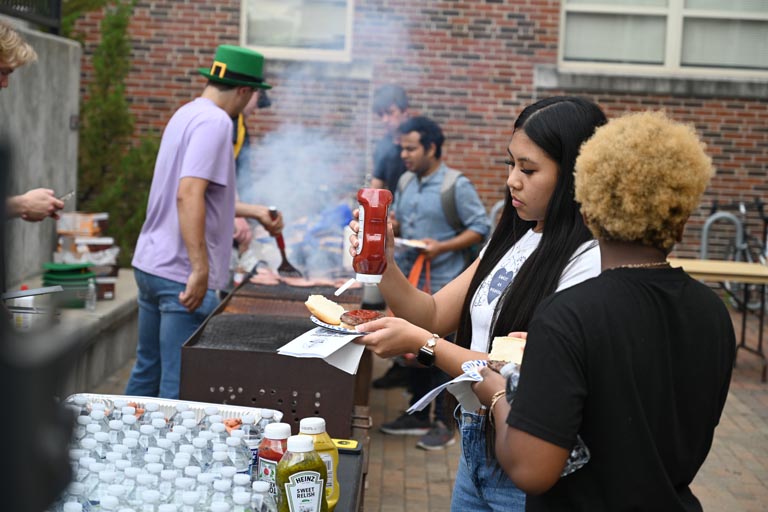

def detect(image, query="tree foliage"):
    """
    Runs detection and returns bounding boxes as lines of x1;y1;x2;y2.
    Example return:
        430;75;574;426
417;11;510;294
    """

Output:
72;0;159;266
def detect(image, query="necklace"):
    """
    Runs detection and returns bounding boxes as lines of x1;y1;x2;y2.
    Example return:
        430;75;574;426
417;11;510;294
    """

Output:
614;261;671;270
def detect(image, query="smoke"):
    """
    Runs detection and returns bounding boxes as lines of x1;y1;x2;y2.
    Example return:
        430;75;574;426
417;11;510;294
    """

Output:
236;124;358;278
234;7;414;278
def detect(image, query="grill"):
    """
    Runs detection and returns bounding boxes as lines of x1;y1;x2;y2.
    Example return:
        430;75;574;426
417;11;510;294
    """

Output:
180;281;372;437
237;281;364;303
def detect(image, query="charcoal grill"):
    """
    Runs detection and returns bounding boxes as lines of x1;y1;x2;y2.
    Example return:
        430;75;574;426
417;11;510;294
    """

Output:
180;280;372;438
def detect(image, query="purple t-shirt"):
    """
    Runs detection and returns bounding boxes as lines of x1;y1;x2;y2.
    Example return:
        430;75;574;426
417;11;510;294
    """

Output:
132;97;236;290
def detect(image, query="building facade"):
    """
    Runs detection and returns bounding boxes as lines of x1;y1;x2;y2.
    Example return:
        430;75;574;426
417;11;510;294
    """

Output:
75;0;768;257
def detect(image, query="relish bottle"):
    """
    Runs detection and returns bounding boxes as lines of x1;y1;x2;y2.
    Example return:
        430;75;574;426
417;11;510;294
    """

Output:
299;418;339;511
353;188;393;283
257;422;291;499
276;435;328;512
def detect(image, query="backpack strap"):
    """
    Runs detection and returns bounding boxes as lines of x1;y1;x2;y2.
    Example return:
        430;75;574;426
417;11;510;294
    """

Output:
397;167;465;234
440;168;464;233
396;171;416;200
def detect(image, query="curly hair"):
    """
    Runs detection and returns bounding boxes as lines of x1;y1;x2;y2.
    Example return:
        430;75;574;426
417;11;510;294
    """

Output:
575;110;713;253
0;21;37;69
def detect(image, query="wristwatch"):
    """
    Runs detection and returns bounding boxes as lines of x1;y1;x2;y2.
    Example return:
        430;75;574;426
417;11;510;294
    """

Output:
417;333;440;367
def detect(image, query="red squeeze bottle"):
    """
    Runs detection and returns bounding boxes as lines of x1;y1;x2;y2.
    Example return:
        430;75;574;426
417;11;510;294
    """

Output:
353;188;393;284
257;422;291;499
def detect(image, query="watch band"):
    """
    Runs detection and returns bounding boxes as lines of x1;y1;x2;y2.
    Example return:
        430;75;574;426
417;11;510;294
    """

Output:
417;333;440;367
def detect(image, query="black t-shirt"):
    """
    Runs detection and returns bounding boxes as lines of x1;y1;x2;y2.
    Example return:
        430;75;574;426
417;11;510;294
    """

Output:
508;267;735;512
373;134;406;193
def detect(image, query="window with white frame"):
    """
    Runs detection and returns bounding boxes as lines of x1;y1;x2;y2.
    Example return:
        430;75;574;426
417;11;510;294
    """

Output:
240;0;354;62
560;0;768;76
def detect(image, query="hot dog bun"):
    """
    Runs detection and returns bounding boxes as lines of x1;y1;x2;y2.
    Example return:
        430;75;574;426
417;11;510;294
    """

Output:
305;295;345;325
488;336;526;365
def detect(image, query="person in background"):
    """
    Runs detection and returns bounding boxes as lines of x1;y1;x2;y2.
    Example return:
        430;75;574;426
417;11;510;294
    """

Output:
369;83;412;389
473;110;735;511
232;87;271;253
380;116;490;450
350;97;607;511
126;45;283;399
1;21;64;222
371;84;410;192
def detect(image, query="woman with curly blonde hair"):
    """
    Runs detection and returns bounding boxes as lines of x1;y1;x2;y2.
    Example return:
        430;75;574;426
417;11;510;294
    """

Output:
474;110;736;511
0;20;37;89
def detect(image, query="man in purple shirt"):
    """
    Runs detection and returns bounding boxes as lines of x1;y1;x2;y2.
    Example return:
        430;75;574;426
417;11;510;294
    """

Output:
127;45;283;399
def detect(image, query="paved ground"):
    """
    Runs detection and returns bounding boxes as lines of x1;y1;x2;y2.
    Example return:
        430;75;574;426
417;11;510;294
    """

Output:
92;309;767;511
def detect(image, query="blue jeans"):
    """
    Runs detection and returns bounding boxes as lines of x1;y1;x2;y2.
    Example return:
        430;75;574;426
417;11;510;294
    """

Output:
451;409;526;511
125;269;219;399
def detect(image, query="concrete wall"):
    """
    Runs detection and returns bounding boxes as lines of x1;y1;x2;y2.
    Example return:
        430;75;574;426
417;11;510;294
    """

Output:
0;18;81;288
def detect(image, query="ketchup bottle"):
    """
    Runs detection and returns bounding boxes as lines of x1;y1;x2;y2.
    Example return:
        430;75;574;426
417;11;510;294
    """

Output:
257;422;291;499
353;188;393;284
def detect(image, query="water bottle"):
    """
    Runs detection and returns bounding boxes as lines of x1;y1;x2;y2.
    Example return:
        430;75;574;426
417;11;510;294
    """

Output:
172;477;195;507
208;451;229;478
86;278;97;311
231;473;251;495
100;495;120;511
74;415;92;441
60;482;91;512
180;490;200;512
158;469;178;501
256;410;276;439
170;403;189;427
232;492;251;512
251;480;278;512
158;504;177;512
211;479;232;504
225;436;252;476
140;489;161;512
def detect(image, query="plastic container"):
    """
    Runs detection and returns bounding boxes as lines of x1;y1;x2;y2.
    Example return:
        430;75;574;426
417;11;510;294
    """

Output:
299;418;339;511
353;188;393;283
275;435;328;512
257;422;291;499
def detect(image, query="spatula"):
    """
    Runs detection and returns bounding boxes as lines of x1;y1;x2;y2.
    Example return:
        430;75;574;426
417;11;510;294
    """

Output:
268;207;303;278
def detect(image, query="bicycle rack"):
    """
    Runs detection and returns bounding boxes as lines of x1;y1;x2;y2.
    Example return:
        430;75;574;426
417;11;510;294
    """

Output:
699;211;743;260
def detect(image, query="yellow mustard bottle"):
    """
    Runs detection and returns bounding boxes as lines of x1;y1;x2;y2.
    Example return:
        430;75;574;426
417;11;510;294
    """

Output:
299;417;340;511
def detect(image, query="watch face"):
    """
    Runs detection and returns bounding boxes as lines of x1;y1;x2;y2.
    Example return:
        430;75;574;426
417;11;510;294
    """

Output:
417;346;435;367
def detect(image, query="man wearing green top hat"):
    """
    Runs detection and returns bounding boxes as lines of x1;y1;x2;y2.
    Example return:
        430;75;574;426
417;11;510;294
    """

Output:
128;45;283;399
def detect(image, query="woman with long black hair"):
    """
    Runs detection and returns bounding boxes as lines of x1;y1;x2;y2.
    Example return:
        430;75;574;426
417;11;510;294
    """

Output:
351;96;607;511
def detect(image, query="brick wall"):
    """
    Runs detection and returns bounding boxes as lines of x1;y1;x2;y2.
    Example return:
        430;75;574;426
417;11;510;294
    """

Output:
75;0;768;257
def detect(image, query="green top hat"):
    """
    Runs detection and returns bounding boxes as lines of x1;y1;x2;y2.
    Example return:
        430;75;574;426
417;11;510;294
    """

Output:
198;45;272;90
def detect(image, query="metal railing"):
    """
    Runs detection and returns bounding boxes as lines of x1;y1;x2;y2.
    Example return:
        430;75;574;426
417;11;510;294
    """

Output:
0;0;62;34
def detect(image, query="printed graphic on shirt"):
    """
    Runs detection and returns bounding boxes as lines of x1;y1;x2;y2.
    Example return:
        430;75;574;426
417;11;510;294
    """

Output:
473;241;532;309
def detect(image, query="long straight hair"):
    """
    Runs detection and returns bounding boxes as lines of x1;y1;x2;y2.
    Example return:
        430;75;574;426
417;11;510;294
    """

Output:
455;97;607;352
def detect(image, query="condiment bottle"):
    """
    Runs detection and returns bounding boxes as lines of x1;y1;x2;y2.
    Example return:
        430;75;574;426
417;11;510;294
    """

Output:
299;418;339;512
257;422;291;499
353;188;393;283
276;435;328;512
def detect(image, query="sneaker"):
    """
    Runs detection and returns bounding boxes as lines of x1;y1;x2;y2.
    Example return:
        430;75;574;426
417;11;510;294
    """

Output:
372;364;410;389
380;413;432;436
416;421;456;450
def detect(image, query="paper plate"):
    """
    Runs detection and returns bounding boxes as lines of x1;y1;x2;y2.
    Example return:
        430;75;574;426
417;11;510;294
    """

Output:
310;316;366;335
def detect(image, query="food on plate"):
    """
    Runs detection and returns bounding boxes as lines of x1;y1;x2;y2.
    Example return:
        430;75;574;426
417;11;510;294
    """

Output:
305;294;346;325
488;336;526;366
340;309;385;330
223;417;243;433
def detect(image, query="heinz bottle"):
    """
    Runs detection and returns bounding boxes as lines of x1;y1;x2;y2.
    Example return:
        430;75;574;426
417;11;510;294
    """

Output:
353;188;393;283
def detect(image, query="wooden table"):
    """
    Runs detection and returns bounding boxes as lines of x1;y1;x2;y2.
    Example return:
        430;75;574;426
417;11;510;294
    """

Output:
668;258;767;382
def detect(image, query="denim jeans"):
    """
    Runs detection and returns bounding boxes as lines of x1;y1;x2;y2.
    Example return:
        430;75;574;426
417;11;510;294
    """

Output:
125;269;219;399
451;409;526;511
